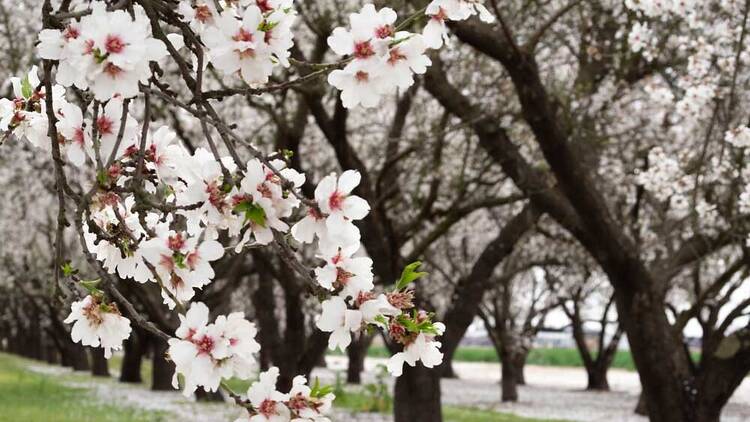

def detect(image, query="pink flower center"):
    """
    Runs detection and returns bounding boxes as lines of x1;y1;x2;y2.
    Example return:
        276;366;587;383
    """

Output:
328;190;345;210
233;28;254;43
195;335;215;355
103;62;123;77
105;35;125;54
160;255;175;273
256;0;273;13
432;7;447;21
353;41;375;59
96;116;114;135
388;48;406;65
168;233;185;251
308;207;324;220
206;182;228;212
355;71;369;82
336;267;354;286
74;127;85;145
195;4;213;23
375;25;394;39
64;26;80;40
258;183;273;198
258;399;279;417
186;251;199;270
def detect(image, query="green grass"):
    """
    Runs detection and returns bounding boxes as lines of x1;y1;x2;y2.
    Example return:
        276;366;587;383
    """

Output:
0;353;168;422
356;346;641;370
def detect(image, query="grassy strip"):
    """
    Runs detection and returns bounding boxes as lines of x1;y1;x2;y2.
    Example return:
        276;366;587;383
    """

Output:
0;353;168;422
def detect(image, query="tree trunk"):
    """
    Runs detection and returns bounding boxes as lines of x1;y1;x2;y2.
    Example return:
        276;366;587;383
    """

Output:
500;348;519;402
440;360;457;378
151;338;175;391
90;348;110;377
634;391;648;415
346;334;372;384
586;365;610;391
513;349;527;385
120;331;146;383
393;364;442;422
69;342;90;371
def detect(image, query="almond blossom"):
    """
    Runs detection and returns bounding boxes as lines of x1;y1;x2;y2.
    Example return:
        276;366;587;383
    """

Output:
313;170;369;247
37;2;168;100
314;244;374;298
169;302;261;396
386;322;446;377
245;367;291;422
65;295;132;359
202;6;275;86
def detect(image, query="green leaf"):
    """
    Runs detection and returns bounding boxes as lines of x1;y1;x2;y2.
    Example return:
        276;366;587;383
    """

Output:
235;201;267;227
20;75;33;99
61;262;76;277
79;278;101;294
96;170;109;186
395;261;427;290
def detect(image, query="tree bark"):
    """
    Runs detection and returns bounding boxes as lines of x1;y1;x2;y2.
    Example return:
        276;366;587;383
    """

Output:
393;364;442;422
151;337;175;391
120;330;146;383
346;334;372;384
635;391;648;415
500;347;520;402
586;365;610;391
513;349;527;385
90;348;110;377
69;342;90;371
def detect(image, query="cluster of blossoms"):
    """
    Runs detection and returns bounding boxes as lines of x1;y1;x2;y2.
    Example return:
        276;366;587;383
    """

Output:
295;171;444;376
38;2;169;100
64;294;132;359
194;0;297;86
0;66;64;149
234;367;335;422
168;302;260;395
327;1;494;108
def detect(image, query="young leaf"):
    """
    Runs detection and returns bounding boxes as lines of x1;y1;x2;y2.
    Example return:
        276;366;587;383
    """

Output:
21;75;33;99
395;261;427;290
79;278;102;294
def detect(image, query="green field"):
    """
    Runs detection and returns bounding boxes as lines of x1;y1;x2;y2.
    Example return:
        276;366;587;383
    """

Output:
0;353;167;422
358;346;640;370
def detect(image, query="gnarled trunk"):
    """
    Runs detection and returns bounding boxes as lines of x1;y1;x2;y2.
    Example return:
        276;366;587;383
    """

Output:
393;364;442;422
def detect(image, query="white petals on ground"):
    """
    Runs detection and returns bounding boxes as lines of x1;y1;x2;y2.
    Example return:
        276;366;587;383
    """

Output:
65;295;132;359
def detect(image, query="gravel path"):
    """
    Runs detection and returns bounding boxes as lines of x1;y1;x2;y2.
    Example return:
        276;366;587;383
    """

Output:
27;357;750;422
